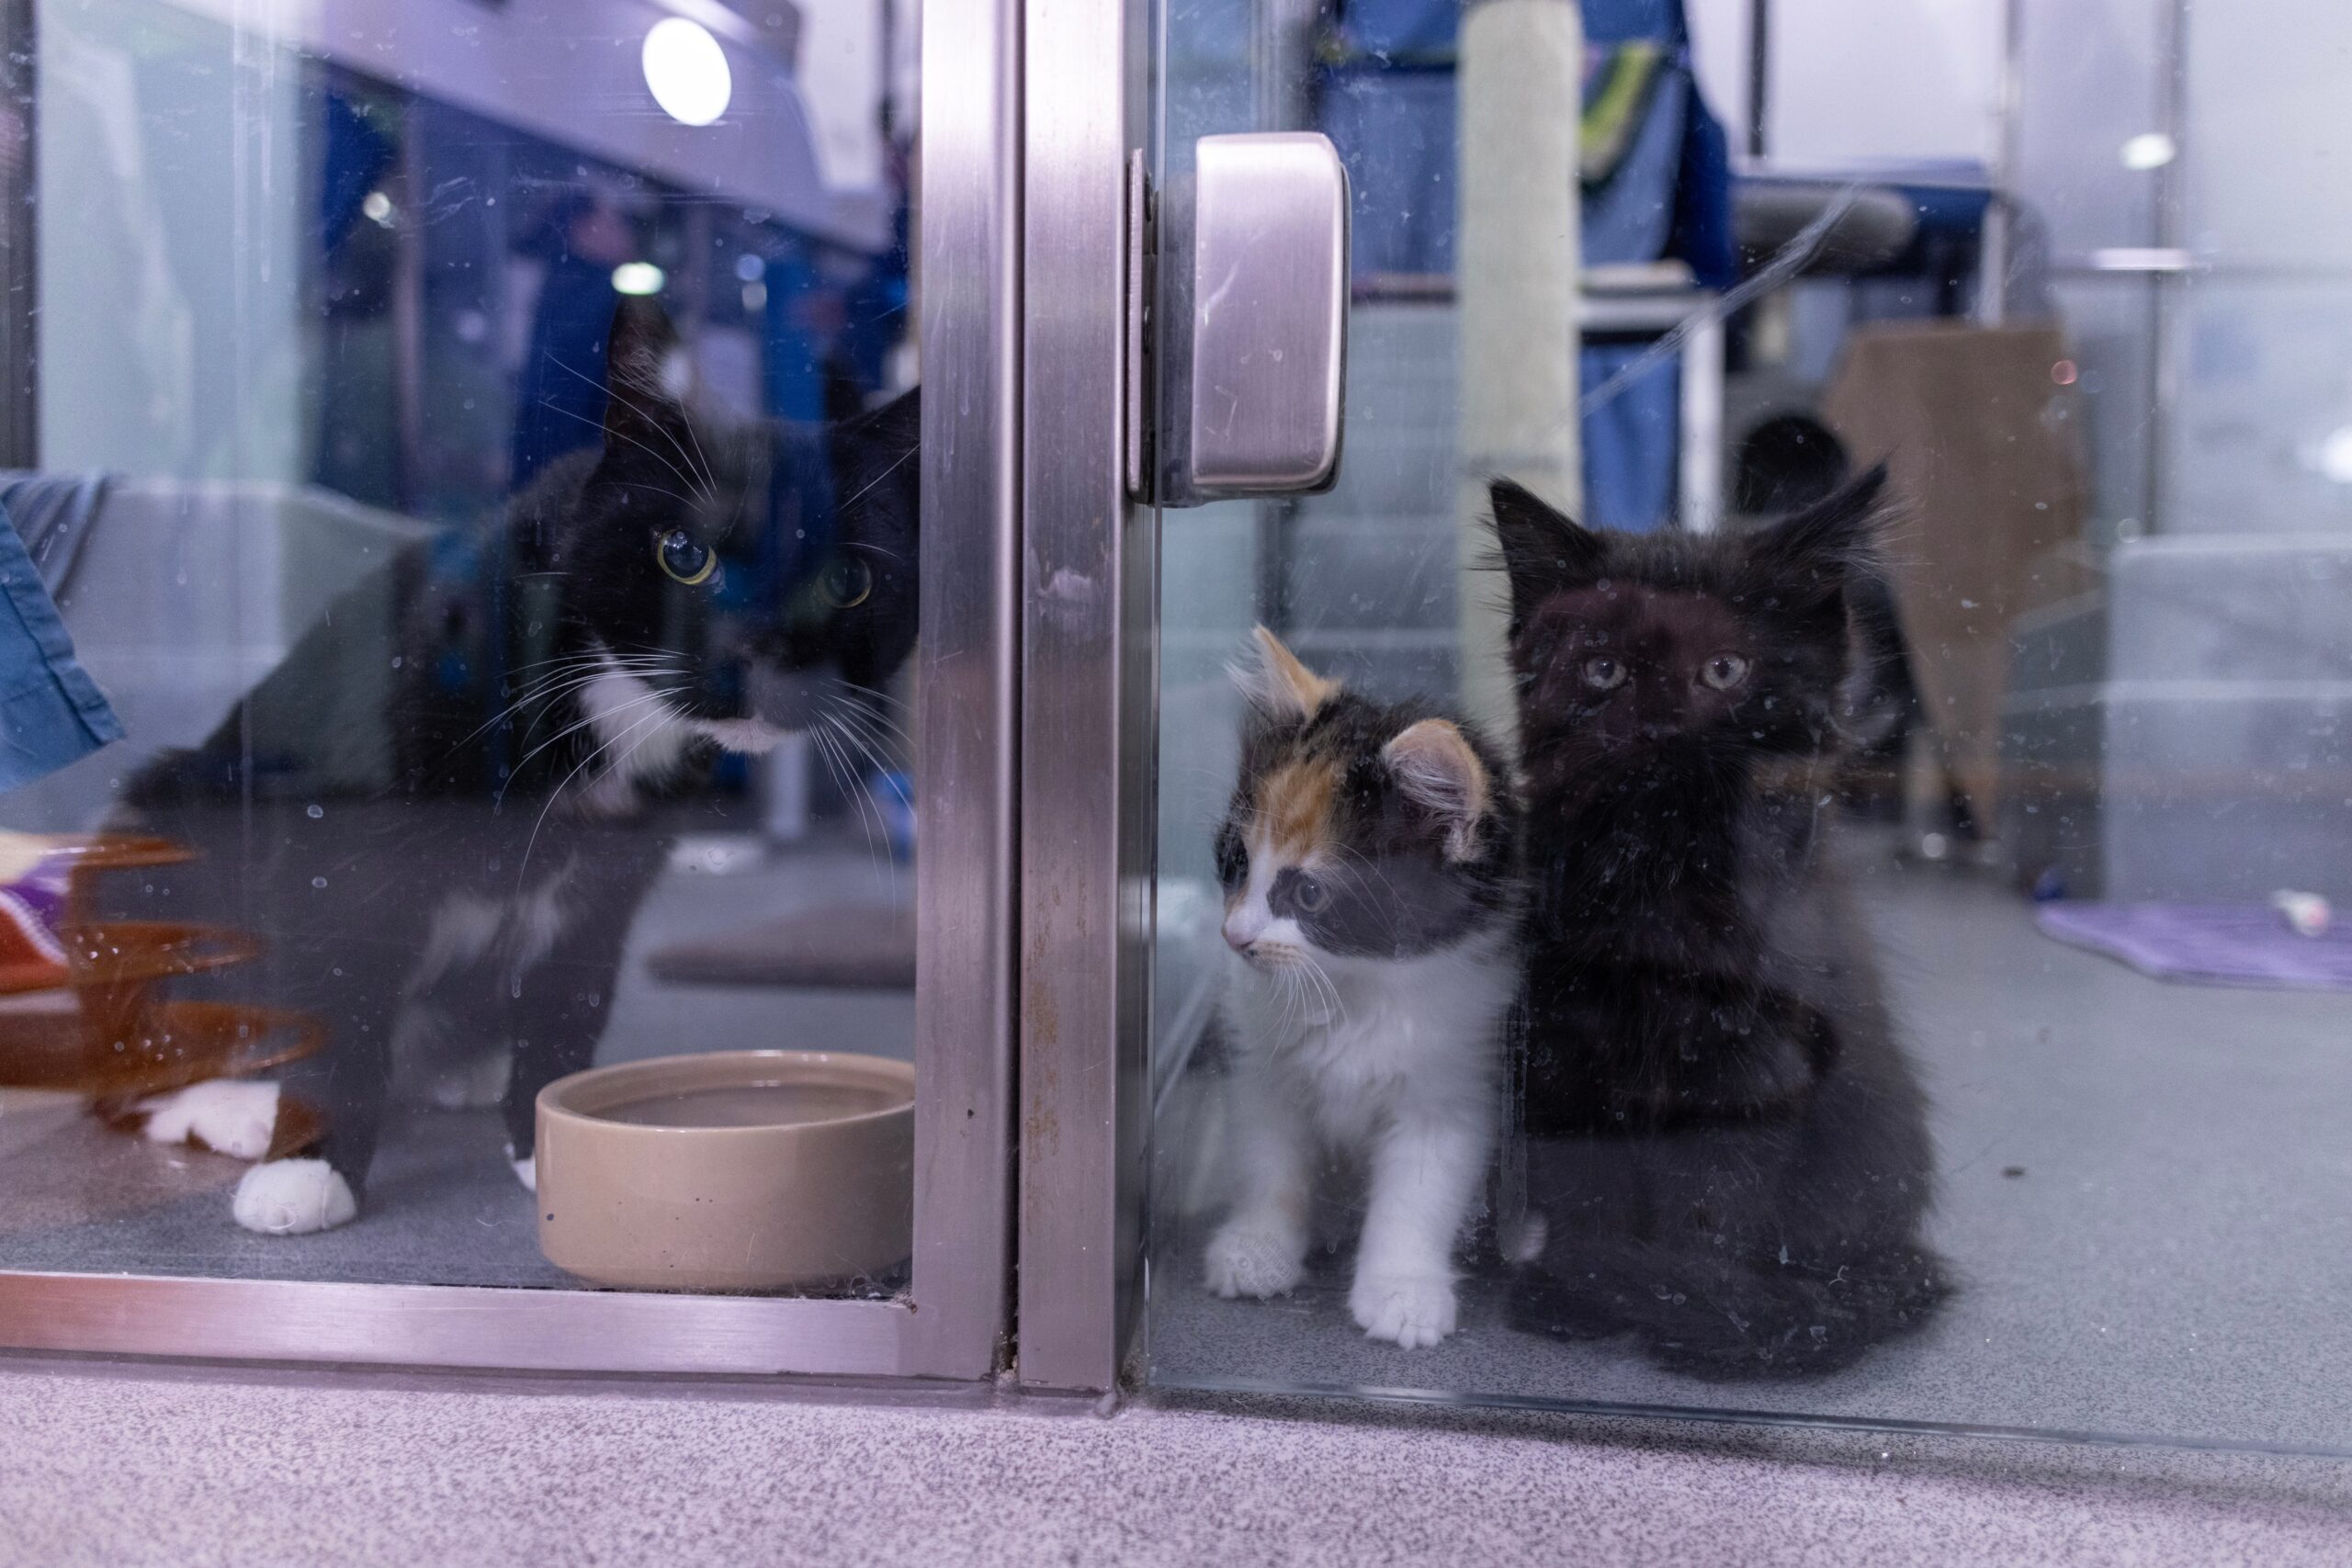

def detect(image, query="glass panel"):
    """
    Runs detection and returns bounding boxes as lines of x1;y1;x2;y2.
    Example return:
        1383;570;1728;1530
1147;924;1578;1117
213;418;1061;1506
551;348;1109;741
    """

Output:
0;0;930;1301
1145;0;2352;1452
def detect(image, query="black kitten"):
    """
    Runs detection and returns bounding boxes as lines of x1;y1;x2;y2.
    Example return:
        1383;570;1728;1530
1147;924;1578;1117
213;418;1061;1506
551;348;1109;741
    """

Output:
113;300;920;1235
1489;470;1947;1378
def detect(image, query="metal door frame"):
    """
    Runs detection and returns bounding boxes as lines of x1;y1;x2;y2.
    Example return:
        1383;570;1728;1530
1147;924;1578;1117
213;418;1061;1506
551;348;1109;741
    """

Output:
1012;0;1153;1393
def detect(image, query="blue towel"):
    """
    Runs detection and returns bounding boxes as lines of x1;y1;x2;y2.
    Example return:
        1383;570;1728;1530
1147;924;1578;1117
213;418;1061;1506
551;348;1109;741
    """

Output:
0;482;122;792
1;470;108;594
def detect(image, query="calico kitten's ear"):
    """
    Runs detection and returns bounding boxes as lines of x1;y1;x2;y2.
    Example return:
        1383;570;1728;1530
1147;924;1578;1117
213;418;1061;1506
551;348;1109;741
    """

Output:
1234;626;1338;721
1744;464;1889;604
601;297;692;452
1384;717;1490;863
1488;479;1606;636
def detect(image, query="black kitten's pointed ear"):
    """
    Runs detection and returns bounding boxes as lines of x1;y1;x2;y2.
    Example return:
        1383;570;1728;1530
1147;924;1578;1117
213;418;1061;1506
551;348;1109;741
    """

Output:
602;296;689;448
1487;478;1605;635
1745;463;1889;600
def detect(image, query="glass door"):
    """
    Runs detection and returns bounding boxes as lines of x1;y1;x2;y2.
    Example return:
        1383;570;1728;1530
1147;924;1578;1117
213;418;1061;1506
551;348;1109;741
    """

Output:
0;0;1012;1378
1140;0;2352;1455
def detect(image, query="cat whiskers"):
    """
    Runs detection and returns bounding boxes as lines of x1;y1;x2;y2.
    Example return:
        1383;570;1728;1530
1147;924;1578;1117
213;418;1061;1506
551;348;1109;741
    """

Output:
825;700;910;773
815;694;919;894
538;354;721;505
436;650;681;771
833;444;919;514
1253;944;1347;1031
532;398;710;513
514;697;678;889
820;685;915;759
503;653;688;773
809;715;893;891
506;648;695;881
513;651;675;718
1325;840;1407;909
1294;951;1347;1026
498;681;675;803
1252;947;1307;1039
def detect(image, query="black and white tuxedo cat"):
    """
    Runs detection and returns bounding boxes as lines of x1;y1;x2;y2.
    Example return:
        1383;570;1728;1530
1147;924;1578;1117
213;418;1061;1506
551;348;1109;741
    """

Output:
114;300;920;1234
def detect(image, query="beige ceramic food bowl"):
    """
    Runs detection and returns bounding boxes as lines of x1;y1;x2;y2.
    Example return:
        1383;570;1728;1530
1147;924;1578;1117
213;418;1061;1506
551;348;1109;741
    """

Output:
537;1049;913;1292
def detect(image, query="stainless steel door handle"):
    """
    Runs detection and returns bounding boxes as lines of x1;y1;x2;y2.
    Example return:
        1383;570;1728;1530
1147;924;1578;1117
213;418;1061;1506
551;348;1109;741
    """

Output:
1135;132;1350;506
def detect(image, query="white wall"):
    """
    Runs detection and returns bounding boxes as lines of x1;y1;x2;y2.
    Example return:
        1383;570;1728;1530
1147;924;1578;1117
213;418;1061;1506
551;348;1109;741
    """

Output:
2185;0;2352;269
1686;0;2004;173
796;0;890;195
2165;0;2352;533
40;0;307;482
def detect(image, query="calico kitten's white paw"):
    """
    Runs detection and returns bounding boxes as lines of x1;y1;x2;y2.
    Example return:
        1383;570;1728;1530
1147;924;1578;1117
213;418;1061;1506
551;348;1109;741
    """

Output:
137;1079;280;1161
509;1152;537;1193
1204;1220;1307;1299
232;1158;357;1235
1350;1270;1458;1348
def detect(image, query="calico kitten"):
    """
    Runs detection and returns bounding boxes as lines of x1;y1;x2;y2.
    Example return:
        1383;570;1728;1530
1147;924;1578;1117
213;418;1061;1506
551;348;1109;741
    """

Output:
1204;628;1519;1348
1489;470;1948;1377
114;300;921;1235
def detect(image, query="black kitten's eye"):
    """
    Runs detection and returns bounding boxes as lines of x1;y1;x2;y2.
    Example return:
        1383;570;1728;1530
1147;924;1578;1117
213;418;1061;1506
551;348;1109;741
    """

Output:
1581;655;1627;691
656;529;717;586
1700;653;1750;691
1215;829;1247;886
820;556;874;609
1291;874;1329;914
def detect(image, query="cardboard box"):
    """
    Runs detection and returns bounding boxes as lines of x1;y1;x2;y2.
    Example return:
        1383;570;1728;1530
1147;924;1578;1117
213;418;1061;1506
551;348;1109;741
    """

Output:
1823;322;2087;829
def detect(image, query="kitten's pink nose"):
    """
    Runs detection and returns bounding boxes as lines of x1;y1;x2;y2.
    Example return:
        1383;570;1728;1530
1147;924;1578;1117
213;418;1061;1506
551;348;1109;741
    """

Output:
1222;917;1257;953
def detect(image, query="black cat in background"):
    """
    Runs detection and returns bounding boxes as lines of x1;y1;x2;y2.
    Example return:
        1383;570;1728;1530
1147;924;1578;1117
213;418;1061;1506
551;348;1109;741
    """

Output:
1489;470;1948;1378
117;300;921;1235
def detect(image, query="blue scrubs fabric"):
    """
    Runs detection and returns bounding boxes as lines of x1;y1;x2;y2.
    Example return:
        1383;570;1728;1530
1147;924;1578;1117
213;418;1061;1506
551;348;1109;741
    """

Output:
0;502;121;792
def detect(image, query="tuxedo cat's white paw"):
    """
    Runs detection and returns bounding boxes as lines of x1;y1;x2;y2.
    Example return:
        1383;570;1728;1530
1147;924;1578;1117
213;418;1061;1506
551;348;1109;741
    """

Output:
232;1158;357;1235
1350;1270;1458;1348
137;1079;279;1161
1204;1220;1307;1299
508;1152;537;1193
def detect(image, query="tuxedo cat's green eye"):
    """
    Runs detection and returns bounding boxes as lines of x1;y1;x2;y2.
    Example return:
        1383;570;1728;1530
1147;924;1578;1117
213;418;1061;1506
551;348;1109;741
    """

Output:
1700;653;1750;691
1581;655;1627;691
820;557;874;610
656;529;717;586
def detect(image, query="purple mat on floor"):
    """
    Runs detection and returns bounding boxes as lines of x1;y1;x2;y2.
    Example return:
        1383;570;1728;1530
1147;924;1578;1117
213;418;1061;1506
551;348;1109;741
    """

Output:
2035;901;2352;991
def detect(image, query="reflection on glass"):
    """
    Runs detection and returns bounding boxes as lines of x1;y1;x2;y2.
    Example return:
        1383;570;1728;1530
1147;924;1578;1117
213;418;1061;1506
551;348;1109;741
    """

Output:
0;0;921;1297
1149;0;2352;1454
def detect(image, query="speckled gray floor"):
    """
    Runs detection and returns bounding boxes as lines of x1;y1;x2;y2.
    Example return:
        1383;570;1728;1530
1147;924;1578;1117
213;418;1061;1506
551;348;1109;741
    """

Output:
2;1359;2349;1566
1148;852;2352;1456
10;832;2352;1467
